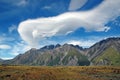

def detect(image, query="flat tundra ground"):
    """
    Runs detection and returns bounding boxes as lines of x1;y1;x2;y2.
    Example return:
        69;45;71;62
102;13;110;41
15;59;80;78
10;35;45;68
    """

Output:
0;66;120;80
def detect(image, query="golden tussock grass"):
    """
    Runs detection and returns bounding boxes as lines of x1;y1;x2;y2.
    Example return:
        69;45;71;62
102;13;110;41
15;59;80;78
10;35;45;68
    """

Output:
0;66;120;80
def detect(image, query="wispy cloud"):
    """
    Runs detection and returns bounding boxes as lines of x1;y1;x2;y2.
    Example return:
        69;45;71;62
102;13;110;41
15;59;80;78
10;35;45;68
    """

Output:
8;25;17;33
0;36;15;43
10;41;31;56
42;6;52;10
0;0;28;7
16;0;28;6
0;57;13;60
69;0;87;11
0;44;11;49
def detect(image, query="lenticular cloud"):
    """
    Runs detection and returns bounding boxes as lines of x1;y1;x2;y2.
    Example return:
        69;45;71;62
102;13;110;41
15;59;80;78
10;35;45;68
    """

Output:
18;0;120;48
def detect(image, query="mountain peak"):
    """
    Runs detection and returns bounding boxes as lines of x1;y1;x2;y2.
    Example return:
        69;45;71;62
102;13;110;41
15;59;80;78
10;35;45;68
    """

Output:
30;48;37;51
40;45;55;50
55;44;61;48
40;44;61;51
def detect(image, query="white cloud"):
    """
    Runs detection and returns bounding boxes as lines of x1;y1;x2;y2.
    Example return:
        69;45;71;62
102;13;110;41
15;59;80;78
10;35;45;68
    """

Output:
0;36;15;43
1;57;13;60
69;0;87;11
67;41;81;46
10;41;31;56
0;41;31;59
8;25;17;33
0;45;11;49
67;40;95;48
18;0;120;48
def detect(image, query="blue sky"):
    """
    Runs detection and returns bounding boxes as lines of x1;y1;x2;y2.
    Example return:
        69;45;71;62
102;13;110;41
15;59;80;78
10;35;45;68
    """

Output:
0;0;120;59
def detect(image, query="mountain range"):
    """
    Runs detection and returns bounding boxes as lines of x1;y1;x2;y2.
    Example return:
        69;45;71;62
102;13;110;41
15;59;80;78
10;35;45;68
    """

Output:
1;37;120;66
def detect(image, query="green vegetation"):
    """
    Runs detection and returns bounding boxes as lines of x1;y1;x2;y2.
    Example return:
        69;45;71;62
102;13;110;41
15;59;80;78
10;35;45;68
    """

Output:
93;47;120;66
0;66;120;80
48;55;61;66
62;48;90;65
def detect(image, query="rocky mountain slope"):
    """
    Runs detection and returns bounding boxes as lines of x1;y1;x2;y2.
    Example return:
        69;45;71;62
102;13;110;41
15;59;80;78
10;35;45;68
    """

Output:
86;37;120;66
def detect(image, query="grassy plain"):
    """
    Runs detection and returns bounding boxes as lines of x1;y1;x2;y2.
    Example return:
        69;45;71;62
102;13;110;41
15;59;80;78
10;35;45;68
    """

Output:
0;66;120;80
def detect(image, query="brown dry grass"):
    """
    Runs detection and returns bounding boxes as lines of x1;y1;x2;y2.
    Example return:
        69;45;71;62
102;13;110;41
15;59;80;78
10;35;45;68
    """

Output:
0;66;120;80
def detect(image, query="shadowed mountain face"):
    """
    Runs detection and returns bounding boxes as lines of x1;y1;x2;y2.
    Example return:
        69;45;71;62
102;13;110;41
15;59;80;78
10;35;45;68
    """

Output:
0;59;3;65
2;37;120;66
0;59;3;63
